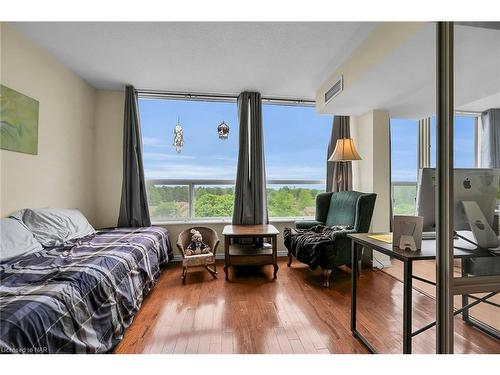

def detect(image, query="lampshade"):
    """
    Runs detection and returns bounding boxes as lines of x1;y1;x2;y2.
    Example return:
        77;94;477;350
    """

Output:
328;138;362;162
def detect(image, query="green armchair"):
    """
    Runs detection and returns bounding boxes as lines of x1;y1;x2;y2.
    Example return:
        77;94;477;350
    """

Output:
288;190;377;287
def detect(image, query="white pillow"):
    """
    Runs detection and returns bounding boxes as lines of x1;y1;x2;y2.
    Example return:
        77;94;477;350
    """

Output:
0;218;43;262
12;208;96;247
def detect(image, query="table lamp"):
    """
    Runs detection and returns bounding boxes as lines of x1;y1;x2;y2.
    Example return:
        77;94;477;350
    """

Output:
328;138;362;161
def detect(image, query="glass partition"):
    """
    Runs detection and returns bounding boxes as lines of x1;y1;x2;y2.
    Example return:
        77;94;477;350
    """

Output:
451;22;500;351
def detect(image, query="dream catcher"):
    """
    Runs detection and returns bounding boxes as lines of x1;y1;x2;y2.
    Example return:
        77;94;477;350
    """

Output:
172;118;184;153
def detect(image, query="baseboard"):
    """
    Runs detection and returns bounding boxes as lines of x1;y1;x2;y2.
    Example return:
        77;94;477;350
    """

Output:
171;250;289;262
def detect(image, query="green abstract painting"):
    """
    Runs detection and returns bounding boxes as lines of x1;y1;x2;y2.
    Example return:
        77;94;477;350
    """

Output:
0;85;39;155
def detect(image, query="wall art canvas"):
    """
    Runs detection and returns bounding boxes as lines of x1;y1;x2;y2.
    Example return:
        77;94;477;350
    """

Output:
0;84;39;154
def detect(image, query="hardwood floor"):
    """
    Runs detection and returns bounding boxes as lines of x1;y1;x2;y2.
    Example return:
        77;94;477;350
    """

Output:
114;259;500;354
383;259;500;332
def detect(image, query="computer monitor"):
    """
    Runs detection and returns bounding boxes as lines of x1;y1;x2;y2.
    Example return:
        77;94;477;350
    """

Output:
415;168;500;232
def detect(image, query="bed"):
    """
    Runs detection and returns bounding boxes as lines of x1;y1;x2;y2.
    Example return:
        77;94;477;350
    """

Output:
0;226;172;354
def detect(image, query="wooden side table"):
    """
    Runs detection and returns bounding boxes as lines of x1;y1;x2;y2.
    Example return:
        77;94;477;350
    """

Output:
222;224;279;280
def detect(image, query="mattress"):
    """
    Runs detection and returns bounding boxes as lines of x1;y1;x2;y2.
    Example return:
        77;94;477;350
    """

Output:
0;227;171;354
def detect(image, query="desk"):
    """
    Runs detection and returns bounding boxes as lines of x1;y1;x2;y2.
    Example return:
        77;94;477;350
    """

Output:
222;224;279;280
348;232;497;354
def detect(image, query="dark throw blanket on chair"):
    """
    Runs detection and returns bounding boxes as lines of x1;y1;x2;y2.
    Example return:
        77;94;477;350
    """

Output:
283;225;354;269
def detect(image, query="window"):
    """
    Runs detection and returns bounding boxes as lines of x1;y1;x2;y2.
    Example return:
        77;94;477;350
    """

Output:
430;115;477;168
139;97;331;222
263;103;332;218
391;115;479;217
139;97;238;221
390;118;419;215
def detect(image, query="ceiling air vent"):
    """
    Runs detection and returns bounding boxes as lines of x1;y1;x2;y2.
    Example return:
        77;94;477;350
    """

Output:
324;76;343;104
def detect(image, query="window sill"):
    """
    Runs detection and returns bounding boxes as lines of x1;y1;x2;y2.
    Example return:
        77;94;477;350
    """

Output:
151;217;315;226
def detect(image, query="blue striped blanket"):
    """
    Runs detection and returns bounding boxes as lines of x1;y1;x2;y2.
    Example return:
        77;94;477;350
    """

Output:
0;227;171;354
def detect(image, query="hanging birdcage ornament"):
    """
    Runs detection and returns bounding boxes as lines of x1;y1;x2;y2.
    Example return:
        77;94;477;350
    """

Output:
172;117;184;153
217;121;230;140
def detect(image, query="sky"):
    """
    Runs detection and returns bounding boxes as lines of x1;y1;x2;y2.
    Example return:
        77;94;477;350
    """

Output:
391;116;476;182
138;98;332;182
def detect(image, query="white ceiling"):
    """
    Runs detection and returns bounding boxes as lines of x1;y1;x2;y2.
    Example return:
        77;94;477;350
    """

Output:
11;22;500;117
323;23;500;117
12;22;377;99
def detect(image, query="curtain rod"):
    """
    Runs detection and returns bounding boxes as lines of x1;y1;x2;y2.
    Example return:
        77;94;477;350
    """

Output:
135;89;316;107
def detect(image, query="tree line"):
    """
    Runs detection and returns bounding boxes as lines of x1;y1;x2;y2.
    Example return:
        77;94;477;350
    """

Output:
146;182;321;218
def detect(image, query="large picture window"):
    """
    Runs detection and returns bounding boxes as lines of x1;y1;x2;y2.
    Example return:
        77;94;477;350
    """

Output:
139;96;332;222
139;98;238;221
263;103;332;218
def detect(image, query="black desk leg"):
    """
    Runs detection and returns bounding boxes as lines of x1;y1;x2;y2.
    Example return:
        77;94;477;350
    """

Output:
461;258;470;323
351;241;358;332
350;242;377;353
403;260;413;354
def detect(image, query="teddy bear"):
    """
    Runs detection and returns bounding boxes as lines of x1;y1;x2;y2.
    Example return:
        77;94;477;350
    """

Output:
185;229;211;256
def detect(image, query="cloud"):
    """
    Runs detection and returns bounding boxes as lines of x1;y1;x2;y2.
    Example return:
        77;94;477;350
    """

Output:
143;152;195;161
145;163;237;179
142;137;169;147
266;166;325;180
392;169;418;182
212;156;237;162
144;159;326;180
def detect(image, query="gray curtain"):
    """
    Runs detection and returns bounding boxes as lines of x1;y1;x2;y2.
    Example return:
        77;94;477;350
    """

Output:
117;85;151;227
481;108;500;168
326;115;352;192
232;92;268;225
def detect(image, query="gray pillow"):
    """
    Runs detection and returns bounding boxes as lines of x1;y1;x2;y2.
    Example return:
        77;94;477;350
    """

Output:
0;218;43;262
12;208;96;247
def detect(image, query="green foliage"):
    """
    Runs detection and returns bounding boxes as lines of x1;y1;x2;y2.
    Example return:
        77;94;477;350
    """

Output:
393;203;416;215
267;188;300;217
154;201;180;218
195;186;234;199
146;182;188;206
393;185;417;215
147;183;321;219
195;193;234;217
297;189;314;210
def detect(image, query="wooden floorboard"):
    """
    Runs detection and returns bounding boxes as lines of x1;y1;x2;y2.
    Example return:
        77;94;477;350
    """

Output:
383;259;500;331
114;259;500;354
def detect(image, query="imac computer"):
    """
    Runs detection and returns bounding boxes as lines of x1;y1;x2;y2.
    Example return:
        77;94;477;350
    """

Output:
415;168;500;248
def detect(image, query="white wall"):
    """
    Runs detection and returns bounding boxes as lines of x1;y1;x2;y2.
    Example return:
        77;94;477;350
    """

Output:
93;90;125;229
0;23;97;223
351;109;392;267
